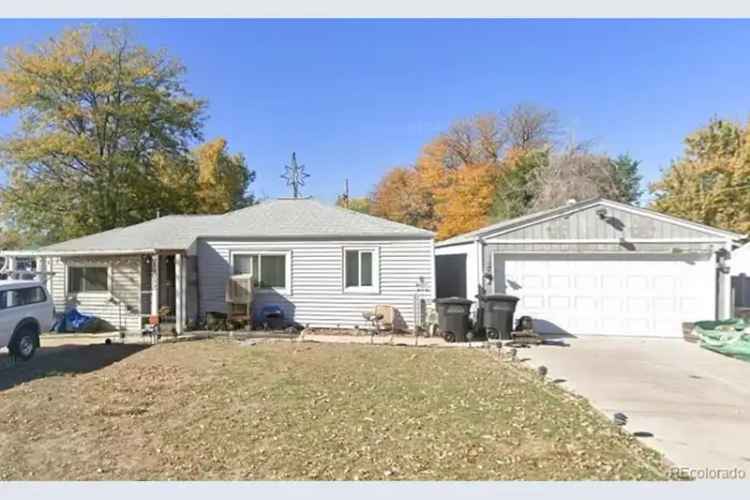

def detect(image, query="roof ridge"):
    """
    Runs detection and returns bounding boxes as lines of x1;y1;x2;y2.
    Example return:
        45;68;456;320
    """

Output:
327;201;434;235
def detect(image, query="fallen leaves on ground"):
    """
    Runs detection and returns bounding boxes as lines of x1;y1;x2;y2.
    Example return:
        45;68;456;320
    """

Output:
0;339;669;480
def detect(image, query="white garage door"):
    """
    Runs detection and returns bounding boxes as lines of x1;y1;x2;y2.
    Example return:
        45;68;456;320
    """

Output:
493;254;716;337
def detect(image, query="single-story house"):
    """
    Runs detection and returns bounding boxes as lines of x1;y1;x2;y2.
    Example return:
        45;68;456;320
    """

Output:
435;198;746;337
2;198;435;334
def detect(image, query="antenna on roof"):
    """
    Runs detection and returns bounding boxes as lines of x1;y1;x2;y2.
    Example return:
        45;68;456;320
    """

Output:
342;178;350;208
281;152;310;199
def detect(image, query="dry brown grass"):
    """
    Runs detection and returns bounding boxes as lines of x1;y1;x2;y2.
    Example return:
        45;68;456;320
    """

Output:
0;339;669;480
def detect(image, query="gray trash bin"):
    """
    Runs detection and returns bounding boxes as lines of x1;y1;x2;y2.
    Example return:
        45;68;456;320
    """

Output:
434;297;473;342
480;294;519;340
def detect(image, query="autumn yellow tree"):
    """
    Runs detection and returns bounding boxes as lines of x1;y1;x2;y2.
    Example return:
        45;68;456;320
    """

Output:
411;135;498;239
0;26;254;246
651;119;750;234
370;167;435;230
370;112;533;238
195;138;254;213
433;163;498;239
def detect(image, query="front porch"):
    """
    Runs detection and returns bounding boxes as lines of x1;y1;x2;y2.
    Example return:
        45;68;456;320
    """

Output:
139;253;197;334
2;250;197;335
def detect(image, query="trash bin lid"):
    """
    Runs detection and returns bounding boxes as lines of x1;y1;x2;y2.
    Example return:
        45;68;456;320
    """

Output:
481;294;520;302
434;297;474;305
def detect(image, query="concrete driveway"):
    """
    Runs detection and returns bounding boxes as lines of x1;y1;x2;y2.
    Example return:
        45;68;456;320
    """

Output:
521;336;750;476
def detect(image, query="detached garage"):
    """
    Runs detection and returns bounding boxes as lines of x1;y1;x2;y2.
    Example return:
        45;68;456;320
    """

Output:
435;198;745;337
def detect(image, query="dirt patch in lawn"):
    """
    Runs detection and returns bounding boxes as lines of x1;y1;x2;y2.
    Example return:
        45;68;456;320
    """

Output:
0;339;670;480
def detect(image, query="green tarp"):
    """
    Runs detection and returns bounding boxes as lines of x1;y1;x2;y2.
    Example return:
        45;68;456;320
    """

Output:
694;319;750;362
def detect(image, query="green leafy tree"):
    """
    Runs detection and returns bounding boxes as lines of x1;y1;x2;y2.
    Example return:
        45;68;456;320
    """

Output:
610;154;643;204
0;227;25;250
0;26;253;245
490;148;549;221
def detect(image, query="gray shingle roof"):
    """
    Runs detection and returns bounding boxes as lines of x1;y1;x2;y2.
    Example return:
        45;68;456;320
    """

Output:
39;198;434;254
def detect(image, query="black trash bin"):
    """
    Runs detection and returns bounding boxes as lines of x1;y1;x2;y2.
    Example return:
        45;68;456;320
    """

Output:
434;297;473;343
480;294;519;340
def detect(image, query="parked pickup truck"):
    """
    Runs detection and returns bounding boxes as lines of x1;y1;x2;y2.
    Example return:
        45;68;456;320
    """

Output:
0;280;55;361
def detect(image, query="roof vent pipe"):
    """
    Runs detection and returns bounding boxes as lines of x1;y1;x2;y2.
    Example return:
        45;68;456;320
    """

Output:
566;198;577;206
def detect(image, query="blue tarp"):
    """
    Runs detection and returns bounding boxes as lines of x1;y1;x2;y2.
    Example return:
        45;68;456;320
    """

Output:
53;308;96;333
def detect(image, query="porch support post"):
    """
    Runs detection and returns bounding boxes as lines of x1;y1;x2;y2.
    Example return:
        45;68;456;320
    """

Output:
175;253;185;334
37;256;47;274
150;254;160;317
5;255;16;272
722;242;733;320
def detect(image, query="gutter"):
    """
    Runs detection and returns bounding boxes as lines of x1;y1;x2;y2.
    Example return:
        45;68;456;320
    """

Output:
4;248;164;257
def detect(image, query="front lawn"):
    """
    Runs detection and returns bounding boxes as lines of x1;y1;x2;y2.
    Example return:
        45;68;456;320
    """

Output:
0;339;669;480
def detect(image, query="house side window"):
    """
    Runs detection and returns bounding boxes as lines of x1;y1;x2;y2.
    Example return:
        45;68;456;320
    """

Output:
343;247;379;292
68;266;108;293
232;253;287;289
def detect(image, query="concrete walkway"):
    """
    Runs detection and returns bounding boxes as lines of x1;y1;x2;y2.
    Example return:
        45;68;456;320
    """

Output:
520;336;750;476
300;332;453;347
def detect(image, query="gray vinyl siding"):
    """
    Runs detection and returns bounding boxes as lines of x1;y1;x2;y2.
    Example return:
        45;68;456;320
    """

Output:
197;238;434;330
47;255;142;332
488;205;718;243
482;205;727;262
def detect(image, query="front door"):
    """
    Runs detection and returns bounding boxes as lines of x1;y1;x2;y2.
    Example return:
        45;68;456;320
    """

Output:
160;255;176;316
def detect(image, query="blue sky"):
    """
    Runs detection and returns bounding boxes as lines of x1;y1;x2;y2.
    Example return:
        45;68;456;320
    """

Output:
1;19;749;203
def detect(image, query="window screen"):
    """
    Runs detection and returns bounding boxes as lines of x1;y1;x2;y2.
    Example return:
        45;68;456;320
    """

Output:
360;251;373;286
345;250;359;287
345;249;374;288
69;267;108;292
232;254;286;289
260;255;286;288
233;255;258;276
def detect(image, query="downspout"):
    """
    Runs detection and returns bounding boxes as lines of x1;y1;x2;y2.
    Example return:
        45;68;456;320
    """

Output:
715;244;732;320
474;236;487;297
194;254;202;324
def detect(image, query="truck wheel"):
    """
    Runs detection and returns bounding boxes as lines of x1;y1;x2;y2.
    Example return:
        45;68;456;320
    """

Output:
486;328;499;340
444;331;456;343
10;325;39;361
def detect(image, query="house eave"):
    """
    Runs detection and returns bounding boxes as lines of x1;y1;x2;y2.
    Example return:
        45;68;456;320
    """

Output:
3;248;164;257
197;233;435;242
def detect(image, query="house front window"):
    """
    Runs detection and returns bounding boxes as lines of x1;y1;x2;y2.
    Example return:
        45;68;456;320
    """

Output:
232;252;289;291
343;247;379;293
68;266;109;293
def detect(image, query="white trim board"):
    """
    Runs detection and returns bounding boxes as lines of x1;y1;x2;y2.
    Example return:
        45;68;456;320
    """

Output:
483;238;727;244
